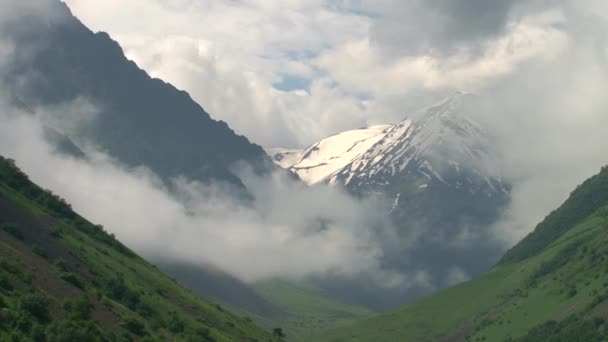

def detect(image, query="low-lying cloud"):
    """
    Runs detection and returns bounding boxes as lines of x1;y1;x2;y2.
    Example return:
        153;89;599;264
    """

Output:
466;12;608;246
0;99;401;284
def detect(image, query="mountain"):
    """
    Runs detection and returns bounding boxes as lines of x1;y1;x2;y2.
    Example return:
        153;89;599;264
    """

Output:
0;156;277;341
269;94;505;194
319;165;608;341
269;94;511;309
267;124;393;185
1;0;272;187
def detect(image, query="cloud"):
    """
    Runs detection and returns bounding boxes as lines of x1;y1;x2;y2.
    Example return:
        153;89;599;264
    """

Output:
461;8;608;245
0;0;57;25
446;267;471;287
60;0;594;150
0;96;401;284
62;0;371;148
317;15;567;97
363;0;522;57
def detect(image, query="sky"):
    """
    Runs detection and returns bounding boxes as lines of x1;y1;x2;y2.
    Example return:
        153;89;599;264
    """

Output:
61;0;599;149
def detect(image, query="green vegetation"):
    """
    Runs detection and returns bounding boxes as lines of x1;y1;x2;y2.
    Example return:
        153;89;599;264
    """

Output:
320;166;608;341
1;222;23;240
0;156;276;341
251;279;374;341
519;316;607;341
502;165;608;263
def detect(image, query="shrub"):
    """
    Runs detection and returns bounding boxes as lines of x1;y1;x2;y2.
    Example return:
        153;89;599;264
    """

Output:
49;226;64;238
19;292;51;322
194;326;211;338
32;244;49;259
0;275;13;292
0;259;19;274
64;296;92;321
104;276;140;310
45;319;104;342
53;258;68;272
1;222;24;240
60;272;85;290
122;317;147;336
167;311;185;333
135;302;155;318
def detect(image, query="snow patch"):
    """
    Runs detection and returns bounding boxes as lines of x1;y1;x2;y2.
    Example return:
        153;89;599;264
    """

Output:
285;125;390;185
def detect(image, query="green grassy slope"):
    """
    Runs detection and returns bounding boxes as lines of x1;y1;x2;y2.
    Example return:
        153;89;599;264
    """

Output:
0;156;277;341
320;166;608;342
501;166;608;263
250;280;374;342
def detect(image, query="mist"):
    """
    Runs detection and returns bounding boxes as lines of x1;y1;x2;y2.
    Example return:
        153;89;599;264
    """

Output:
0;97;403;285
466;2;608;246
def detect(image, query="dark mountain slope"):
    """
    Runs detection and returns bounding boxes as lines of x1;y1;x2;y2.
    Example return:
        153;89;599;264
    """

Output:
0;156;277;341
1;0;271;186
320;166;608;341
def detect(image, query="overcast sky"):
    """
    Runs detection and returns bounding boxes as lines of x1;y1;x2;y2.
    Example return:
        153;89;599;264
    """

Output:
60;0;605;149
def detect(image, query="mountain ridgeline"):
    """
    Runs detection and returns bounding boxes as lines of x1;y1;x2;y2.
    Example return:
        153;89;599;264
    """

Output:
0;156;277;341
1;0;272;186
320;165;608;341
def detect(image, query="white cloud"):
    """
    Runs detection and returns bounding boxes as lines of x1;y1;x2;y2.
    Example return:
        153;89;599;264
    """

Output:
446;267;470;287
0;98;401;284
61;0;588;150
316;11;568;122
63;0;371;147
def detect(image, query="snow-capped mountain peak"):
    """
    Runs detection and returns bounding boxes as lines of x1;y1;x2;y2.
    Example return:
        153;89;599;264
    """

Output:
267;94;505;196
267;125;392;185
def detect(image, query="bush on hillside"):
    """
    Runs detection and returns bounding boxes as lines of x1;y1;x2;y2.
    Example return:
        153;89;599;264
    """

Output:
19;292;51;322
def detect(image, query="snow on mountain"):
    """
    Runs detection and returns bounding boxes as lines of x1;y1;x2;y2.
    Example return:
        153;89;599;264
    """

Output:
268;93;505;195
267;125;392;185
331;94;506;195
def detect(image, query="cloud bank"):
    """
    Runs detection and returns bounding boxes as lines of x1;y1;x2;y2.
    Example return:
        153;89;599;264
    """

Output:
0;97;401;284
62;0;600;149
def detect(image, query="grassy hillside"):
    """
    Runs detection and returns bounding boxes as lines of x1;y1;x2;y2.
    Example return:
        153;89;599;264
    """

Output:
501;166;608;263
320;166;608;342
0;156;277;341
250;280;374;342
